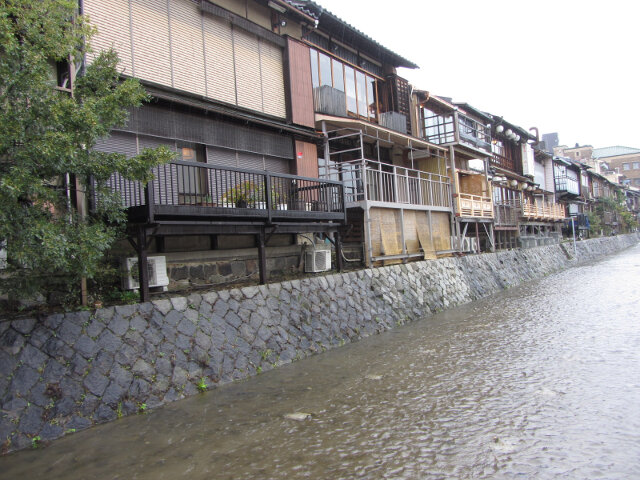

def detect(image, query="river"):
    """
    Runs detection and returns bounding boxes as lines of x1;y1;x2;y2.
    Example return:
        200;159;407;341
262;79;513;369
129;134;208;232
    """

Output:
2;244;640;479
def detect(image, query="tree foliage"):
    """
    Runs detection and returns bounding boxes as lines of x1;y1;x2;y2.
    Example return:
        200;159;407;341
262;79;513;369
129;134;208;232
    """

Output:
0;0;175;304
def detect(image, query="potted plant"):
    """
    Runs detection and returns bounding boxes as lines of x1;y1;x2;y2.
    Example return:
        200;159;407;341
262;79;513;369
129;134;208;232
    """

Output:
222;181;263;208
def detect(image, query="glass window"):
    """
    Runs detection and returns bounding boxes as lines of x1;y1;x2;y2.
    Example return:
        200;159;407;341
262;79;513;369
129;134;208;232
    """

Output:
367;75;376;121
344;65;357;116
623;163;630;170
633;162;640;169
332;59;344;92
319;52;332;87
310;49;319;88
355;70;367;118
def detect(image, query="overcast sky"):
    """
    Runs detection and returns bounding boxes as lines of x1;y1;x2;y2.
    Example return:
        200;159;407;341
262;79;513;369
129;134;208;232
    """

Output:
315;0;639;149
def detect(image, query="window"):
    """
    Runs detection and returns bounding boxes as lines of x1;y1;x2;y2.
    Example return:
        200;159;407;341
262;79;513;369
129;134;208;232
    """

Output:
633;162;640;169
623;163;630;170
309;48;379;120
177;142;207;204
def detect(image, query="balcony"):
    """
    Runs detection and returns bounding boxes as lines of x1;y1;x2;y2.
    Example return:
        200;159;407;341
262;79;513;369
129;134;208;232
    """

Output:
100;161;346;225
555;175;580;196
421;112;491;151
455;193;493;218
323;158;451;211
521;201;565;221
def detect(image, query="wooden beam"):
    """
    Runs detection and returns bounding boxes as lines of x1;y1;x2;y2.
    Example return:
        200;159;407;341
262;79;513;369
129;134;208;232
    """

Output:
335;231;344;272
257;228;267;285
137;227;150;303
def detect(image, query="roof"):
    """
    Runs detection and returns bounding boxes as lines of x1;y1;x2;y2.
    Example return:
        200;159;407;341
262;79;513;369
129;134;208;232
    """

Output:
280;0;419;69
592;146;640;159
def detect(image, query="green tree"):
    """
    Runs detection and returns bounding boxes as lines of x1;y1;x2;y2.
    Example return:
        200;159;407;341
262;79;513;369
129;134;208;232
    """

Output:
0;0;174;305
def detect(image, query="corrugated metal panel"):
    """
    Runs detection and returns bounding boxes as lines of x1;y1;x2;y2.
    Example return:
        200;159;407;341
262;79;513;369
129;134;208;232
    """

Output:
93;131;138;157
264;155;290;174
207;146;237;168
128;104;294;159
93;132;141;207
259;40;286;118
238;151;266;171
131;0;172;87
84;0;133;75
313;86;347;117
169;0;206;96
138;135;178;205
287;38;315;128
202;13;236;104
233;27;263;112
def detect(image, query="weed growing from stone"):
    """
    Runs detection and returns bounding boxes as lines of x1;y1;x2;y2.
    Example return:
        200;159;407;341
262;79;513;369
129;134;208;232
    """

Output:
196;378;208;393
116;402;123;419
137;403;147;414
31;436;41;449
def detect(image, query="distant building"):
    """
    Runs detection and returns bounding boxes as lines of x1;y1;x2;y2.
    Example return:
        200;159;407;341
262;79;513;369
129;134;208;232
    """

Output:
541;132;559;154
593;146;640;189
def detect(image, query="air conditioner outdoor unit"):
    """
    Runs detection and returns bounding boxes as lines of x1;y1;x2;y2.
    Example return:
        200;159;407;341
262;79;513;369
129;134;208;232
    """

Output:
122;256;170;290
304;248;331;273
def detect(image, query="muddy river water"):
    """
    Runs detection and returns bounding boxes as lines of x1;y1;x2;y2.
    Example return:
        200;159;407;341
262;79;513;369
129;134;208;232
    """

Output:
2;245;640;479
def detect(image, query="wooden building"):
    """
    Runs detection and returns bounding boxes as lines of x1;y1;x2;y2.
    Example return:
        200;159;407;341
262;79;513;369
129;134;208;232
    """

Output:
416;94;494;253
488;117;564;249
83;0;350;299
283;5;453;266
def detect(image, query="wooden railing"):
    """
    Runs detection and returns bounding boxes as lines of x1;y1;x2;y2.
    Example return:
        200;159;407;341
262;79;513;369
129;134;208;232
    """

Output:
456;193;493;218
323;159;452;209
491;153;515;171
98;161;346;223
521;201;565;220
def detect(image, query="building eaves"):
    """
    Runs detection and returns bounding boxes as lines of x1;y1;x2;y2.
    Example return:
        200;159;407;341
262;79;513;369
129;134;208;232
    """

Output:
280;0;418;69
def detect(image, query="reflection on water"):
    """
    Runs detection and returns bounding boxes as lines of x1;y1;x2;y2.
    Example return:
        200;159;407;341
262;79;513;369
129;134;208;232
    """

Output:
2;246;640;479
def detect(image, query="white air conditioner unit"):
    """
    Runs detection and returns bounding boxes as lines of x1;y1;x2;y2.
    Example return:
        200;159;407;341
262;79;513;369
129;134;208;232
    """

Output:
304;248;331;273
122;256;170;290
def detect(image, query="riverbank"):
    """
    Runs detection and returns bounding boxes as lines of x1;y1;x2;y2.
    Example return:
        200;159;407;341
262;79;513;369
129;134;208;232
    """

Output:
1;233;638;453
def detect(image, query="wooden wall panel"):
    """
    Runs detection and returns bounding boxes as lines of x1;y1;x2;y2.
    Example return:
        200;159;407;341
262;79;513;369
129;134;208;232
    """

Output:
260;41;286;118
287;38;315;128
234;28;263;112
294;140;318;178
84;0;133;75
203;15;236;105
170;0;206;96
131;0;172;87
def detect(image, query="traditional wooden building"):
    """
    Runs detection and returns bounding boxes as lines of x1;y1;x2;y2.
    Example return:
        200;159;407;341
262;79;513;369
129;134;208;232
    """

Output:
488;117;564;249
83;0;349;299
289;6;453;266
416;94;494;253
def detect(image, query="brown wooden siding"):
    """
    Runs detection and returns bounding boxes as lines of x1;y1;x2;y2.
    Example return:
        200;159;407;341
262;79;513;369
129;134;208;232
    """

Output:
294;140;319;178
287;38;315;128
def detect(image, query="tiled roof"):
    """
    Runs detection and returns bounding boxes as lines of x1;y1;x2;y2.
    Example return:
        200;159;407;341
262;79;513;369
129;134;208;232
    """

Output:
282;0;419;69
592;146;640;159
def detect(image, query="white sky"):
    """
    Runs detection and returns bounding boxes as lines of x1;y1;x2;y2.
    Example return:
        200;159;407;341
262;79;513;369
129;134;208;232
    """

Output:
315;0;640;149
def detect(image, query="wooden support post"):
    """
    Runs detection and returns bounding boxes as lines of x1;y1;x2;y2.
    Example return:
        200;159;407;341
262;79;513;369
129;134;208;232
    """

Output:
335;231;344;272
475;221;480;253
137;227;150;303
257;229;267;285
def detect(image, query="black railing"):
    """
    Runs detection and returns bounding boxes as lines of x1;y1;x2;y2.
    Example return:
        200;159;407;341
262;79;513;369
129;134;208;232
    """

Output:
99;161;346;223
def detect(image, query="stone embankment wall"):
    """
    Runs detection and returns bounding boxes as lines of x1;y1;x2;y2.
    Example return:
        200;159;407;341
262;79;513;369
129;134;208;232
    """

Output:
1;233;638;453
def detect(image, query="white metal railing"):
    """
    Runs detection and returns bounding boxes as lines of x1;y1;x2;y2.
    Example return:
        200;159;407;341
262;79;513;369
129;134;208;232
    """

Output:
323;158;452;209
